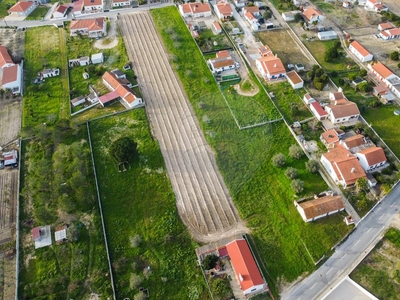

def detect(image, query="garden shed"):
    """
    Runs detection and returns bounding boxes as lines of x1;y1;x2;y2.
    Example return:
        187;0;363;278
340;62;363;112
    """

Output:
317;31;338;40
91;53;104;64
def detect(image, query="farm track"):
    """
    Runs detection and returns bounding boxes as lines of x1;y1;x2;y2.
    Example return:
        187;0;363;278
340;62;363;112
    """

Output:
119;12;248;242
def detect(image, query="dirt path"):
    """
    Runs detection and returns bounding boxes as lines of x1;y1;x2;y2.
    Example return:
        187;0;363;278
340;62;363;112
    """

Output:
94;17;118;50
119;12;249;243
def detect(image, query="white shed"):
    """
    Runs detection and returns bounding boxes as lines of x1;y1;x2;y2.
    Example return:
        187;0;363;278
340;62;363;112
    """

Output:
79;56;90;66
91;53;104;64
317;31;338;40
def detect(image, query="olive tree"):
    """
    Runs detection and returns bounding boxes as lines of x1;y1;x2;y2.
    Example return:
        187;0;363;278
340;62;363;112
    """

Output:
272;153;286;167
289;144;303;159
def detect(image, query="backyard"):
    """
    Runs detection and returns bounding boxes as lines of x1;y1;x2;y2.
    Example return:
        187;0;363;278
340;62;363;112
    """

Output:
25;5;49;20
89;110;209;300
350;227;400;300
23;26;69;127
151;6;351;296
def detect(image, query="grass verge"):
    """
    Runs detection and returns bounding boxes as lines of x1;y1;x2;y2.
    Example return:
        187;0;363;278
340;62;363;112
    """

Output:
89;109;209;299
151;6;351;295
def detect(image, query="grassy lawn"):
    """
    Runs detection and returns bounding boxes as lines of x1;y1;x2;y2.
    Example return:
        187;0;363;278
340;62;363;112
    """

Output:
18;126;112;299
267;82;313;124
23;27;70;127
152;6;351;295
350;227;400;300
25;5;49;20
314;1;335;12
305;40;358;73
0;1;12;18
89;110;209;299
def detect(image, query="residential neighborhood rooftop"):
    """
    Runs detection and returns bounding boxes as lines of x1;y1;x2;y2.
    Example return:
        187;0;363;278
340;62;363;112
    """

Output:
297;195;344;220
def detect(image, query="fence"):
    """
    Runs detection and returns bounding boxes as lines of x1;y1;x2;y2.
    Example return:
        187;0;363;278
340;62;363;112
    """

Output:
14;139;22;300
86;121;117;300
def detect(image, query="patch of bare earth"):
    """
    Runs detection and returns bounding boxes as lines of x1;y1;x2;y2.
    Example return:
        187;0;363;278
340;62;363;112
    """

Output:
233;80;259;96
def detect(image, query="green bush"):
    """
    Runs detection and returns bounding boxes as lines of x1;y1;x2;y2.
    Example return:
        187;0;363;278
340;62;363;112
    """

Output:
272;153;286;167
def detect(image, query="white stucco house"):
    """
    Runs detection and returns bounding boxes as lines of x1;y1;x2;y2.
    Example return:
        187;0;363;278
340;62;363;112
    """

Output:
355;146;387;172
256;56;286;80
294;195;345;222
349;40;373;62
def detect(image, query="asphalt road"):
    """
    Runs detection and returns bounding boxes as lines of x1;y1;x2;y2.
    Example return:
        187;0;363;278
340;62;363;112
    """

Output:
2;2;174;28
282;181;400;300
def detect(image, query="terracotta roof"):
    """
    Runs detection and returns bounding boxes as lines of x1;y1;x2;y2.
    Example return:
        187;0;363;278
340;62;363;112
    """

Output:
257;56;285;76
84;0;102;6
368;0;377;4
216;3;232;16
302;7;322;22
226;239;265;292
349;41;371;58
8;1;34;13
0;46;13;68
321;129;340;145
216;50;230;58
210;58;235;68
371;62;393;79
243;6;259;14
2;65;19;84
286;70;303;84
326;101;359;119
383;28;400;37
259;45;272;56
358;146;386;166
330;91;345;100
245;11;256;21
99;90;119;104
378;22;394;30
341;134;366;149
213;21;221;30
102;71;138;104
373;85;389;94
181;2;211;14
297;195;344;220
32;227;40;240
304;93;313;100
310;101;328;117
322;147;366;185
55;4;68;13
70;18;104;31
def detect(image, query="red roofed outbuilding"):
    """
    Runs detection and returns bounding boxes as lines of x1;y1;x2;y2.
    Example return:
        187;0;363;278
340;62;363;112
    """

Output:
349;41;373;62
8;1;36;17
226;239;267;296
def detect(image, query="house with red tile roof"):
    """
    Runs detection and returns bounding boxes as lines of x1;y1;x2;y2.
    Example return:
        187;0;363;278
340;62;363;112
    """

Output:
294;195;345;222
53;4;69;19
0;46;14;69
365;0;388;12
339;134;367;151
2;64;22;94
256;55;286;80
302;7;325;24
321;147;367;188
8;1;36;17
372;85;395;103
324;98;360;125
212;21;222;34
379;28;400;40
349;41;373;62
225;239;267;296
310;101;328;120
208;50;238;73
179;2;211;18
70;18;106;37
83;0;103;11
378;22;394;31
258;45;272;57
112;0;130;7
320;128;345;148
355;146;387;172
214;2;233;19
32;225;52;249
285;70;303;89
101;71;143;109
368;62;400;98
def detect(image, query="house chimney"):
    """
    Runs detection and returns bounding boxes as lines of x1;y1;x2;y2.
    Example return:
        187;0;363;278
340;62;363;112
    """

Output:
274;63;277;68
351;167;355;173
335;100;338;105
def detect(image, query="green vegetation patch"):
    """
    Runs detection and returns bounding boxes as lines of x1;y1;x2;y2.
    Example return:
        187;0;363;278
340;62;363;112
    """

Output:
350;228;400;300
18;125;112;299
23;27;69;127
152;6;350;295
89;110;209;299
25;6;49;20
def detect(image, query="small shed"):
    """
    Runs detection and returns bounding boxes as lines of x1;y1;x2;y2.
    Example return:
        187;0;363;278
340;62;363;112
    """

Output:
285;70;304;89
3;150;18;166
41;68;59;78
70;95;86;107
91;53;104;64
87;93;98;104
55;225;67;243
79;56;90;66
317;31;338;40
111;69;126;79
303;93;315;104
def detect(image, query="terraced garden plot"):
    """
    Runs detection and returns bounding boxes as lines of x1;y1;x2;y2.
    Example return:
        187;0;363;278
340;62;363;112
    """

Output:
119;12;247;241
0;170;18;243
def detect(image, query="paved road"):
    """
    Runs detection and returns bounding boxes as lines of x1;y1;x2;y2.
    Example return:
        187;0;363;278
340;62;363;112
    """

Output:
230;3;256;47
282;181;400;300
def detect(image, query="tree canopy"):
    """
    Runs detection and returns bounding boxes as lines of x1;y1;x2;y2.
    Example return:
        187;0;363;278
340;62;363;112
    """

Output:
109;137;138;163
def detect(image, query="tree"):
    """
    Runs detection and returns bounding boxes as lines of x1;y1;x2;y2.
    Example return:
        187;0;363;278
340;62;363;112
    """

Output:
314;78;324;91
306;159;319;173
285;167;298;179
294;13;302;22
324;47;338;62
211;278;231;298
390;51;399;61
202;254;219;270
289;144;303;159
291;179;304;194
263;11;272;19
380;183;391;196
359;69;367;77
356;177;368;192
109;137;138;163
129;273;143;290
272;153;286;167
348;73;357;81
358;82;371;93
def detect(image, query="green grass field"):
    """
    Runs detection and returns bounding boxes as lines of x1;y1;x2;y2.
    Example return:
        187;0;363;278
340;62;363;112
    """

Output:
0;1;12;18
23;27;70;127
25;6;49;20
305;40;358;73
350;228;400;300
89;110;209;299
151;7;351;295
18;127;112;299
